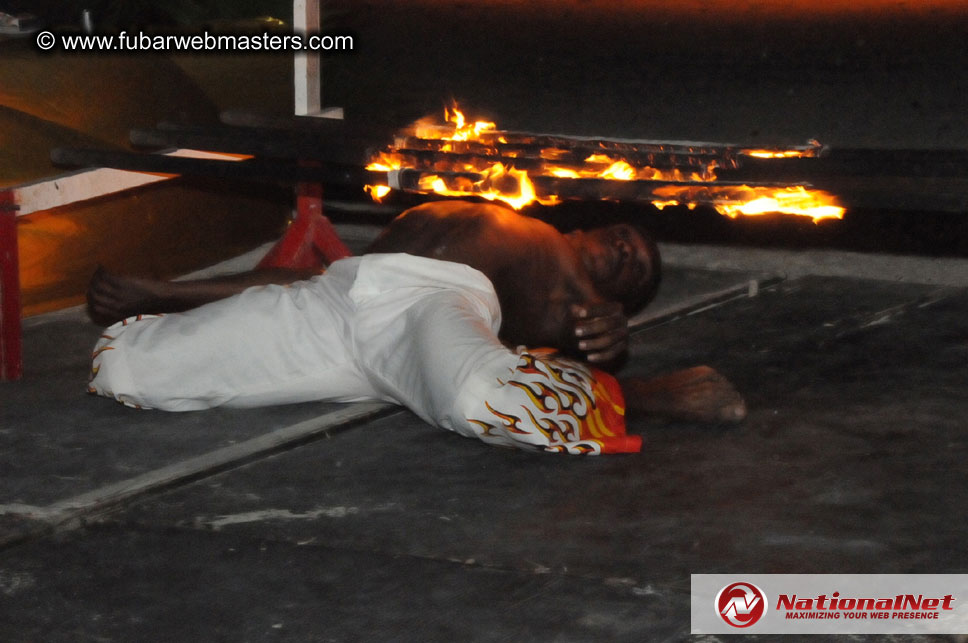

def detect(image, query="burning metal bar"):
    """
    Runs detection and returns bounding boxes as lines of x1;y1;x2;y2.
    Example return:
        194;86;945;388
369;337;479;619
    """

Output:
401;127;822;159
393;136;745;171
384;147;722;175
363;104;848;221
389;168;802;202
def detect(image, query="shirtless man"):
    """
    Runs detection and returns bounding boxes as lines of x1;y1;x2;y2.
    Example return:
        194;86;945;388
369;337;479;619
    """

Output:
88;200;744;453
89;199;660;366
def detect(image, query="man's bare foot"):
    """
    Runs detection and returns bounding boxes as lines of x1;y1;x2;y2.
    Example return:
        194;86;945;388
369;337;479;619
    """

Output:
620;365;747;424
86;266;171;326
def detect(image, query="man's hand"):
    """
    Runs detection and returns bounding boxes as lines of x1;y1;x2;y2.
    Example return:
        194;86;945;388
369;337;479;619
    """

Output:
570;301;629;367
87;266;170;326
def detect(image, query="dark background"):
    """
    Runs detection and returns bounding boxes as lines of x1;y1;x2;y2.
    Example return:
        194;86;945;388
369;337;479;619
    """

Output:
6;0;968;269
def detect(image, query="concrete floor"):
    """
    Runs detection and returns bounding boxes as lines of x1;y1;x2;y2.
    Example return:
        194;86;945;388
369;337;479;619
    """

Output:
2;1;967;640
1;261;966;641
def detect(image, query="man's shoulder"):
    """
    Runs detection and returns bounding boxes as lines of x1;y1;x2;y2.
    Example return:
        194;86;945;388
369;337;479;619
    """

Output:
356;253;496;293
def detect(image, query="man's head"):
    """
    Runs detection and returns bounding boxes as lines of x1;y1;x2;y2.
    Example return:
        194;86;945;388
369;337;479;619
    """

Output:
568;224;661;315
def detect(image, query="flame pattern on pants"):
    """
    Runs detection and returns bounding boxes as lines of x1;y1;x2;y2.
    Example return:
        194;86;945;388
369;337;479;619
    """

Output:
467;350;639;454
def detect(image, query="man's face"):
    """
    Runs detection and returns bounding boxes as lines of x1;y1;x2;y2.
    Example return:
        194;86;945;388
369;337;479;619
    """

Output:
578;224;658;309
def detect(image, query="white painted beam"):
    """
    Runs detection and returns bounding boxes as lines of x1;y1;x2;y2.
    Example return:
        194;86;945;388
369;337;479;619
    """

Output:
10;149;246;217
293;0;321;116
293;0;343;119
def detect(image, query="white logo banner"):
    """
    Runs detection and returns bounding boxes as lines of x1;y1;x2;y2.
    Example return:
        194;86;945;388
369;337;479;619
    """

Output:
692;574;968;634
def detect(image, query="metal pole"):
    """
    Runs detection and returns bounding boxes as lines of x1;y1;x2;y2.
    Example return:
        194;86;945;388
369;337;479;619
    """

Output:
0;190;22;381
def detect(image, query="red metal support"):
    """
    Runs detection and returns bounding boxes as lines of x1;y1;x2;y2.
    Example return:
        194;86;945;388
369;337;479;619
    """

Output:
257;181;352;270
1;189;22;381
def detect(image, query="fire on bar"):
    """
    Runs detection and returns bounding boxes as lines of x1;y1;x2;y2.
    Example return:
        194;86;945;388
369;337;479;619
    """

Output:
364;103;845;222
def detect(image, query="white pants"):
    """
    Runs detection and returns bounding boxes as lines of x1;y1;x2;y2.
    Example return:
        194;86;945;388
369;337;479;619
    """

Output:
89;254;639;454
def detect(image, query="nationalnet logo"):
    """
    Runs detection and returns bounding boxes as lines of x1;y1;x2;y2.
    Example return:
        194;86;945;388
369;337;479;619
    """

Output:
692;575;968;634
776;591;955;621
716;582;767;627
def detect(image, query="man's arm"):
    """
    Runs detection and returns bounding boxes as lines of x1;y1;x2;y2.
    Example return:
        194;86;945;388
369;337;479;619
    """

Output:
87;265;319;325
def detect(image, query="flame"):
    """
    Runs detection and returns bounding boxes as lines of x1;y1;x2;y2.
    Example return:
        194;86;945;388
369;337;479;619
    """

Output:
550;156;707;183
743;150;809;159
741;141;823;159
365;151;403;172
412;104;497;141
717;186;844;221
652;199;692;210
550;168;581;178
600;161;636;181
363;152;405;202
364;184;392;201
364;102;845;220
652;185;844;222
446;104;497;141
414;163;546;210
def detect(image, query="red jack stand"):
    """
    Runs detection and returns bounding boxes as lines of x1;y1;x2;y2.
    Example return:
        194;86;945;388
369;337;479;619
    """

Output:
257;182;352;270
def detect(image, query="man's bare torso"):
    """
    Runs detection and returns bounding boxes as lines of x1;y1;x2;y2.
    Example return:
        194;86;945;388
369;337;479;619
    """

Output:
366;201;601;348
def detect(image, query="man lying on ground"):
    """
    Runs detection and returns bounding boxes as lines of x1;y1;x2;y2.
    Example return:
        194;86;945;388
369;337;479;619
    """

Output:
88;200;745;454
